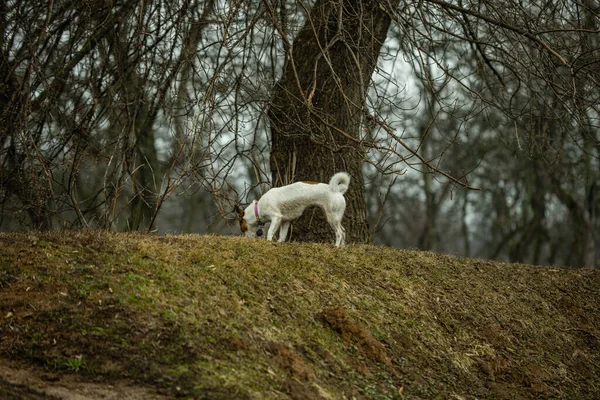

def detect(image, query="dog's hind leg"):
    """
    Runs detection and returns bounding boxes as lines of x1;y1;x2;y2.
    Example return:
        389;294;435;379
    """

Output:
327;214;345;247
278;221;290;242
325;205;346;247
333;223;346;247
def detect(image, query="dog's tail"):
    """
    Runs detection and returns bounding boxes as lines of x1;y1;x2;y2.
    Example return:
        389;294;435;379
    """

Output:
329;172;350;194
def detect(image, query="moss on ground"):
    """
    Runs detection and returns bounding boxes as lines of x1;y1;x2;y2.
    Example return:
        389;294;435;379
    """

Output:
1;231;599;399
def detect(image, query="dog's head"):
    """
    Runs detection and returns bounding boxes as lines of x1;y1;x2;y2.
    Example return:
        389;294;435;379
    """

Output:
234;204;258;238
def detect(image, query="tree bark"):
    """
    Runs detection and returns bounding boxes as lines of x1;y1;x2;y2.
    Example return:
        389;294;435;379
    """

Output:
268;0;391;244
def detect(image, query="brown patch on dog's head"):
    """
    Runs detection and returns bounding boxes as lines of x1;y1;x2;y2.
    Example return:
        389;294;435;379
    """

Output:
301;181;320;185
239;218;248;233
234;205;248;233
234;205;244;216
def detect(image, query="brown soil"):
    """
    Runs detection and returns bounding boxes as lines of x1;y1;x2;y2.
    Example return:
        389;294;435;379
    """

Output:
317;307;392;367
268;342;317;382
0;362;170;399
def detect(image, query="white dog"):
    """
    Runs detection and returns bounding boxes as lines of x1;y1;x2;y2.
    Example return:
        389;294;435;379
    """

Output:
235;172;350;246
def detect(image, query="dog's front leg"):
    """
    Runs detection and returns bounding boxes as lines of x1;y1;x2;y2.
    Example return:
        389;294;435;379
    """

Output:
267;216;282;241
278;221;290;242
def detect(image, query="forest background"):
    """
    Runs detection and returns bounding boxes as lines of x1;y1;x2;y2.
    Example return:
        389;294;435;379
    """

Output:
1;0;598;268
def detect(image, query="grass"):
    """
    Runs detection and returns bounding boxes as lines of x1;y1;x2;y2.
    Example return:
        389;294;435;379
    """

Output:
65;355;83;372
1;231;599;399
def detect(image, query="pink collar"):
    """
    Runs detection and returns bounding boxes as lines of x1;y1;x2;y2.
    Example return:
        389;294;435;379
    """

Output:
253;200;261;223
253;200;264;237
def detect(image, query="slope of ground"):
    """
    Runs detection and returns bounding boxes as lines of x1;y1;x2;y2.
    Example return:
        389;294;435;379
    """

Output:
0;231;599;399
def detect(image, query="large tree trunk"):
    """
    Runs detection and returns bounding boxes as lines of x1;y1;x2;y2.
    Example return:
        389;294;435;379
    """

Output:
268;0;391;244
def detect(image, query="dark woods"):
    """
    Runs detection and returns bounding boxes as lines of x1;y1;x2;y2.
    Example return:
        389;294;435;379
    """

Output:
0;1;598;267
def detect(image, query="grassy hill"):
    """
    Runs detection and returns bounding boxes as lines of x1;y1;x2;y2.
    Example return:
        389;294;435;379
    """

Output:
1;231;599;399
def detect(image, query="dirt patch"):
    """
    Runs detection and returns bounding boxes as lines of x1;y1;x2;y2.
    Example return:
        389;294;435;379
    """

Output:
221;335;253;352
0;362;170;400
316;307;392;367
281;379;330;400
267;342;316;381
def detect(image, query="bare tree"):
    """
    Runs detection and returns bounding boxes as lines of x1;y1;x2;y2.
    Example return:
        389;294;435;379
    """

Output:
1;0;597;266
266;0;392;243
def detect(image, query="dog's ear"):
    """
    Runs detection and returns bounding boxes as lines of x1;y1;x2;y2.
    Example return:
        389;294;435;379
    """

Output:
234;204;244;218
